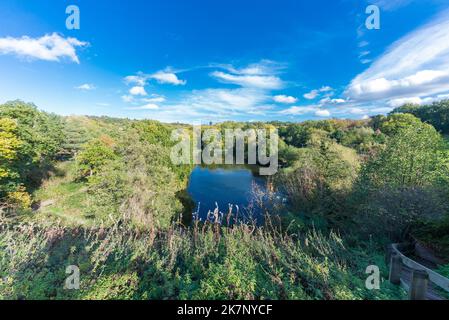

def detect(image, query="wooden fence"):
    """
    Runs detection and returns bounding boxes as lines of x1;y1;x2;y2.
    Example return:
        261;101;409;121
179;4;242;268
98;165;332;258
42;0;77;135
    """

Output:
387;243;449;300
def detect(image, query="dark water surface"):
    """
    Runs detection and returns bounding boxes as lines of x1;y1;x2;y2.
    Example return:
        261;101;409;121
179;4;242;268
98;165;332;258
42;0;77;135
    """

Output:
187;166;267;222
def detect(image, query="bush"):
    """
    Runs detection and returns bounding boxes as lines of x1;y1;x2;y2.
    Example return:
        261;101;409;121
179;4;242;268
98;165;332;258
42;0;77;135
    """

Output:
279;142;359;226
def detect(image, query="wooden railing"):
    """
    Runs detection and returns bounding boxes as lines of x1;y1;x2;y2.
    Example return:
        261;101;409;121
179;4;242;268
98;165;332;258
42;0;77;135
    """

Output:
387;243;449;300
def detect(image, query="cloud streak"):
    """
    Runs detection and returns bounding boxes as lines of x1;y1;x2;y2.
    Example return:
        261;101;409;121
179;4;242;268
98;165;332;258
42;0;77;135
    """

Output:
0;33;87;63
347;9;449;102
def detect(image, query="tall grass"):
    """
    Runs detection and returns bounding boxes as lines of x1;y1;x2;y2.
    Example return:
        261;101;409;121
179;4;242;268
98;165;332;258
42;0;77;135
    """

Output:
0;213;404;300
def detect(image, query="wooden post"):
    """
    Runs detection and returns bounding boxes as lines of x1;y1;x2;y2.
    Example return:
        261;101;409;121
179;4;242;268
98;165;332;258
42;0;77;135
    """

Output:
385;244;394;265
389;254;402;285
409;270;429;300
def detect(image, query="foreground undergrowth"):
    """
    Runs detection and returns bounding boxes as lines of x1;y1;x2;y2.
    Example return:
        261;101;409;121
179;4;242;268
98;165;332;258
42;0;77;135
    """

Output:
0;216;404;300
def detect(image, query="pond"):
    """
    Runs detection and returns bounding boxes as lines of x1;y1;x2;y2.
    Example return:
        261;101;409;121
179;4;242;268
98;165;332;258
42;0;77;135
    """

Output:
187;165;268;223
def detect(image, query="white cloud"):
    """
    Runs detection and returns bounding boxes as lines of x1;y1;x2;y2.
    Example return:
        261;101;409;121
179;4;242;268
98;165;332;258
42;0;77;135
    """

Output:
320;86;333;92
279;105;321;116
189;88;268;112
0;33;87;63
140;88;272;123
387;96;423;107
320;97;345;105
142;95;166;103
211;71;283;90
315;109;331;117
124;69;186;87
150;71;186;85
273;95;297;104
359;51;370;58
120;61;287;122
304;90;319;100
124;75;147;86
210;61;285;90
349;108;365;115
347;9;449;102
387;93;449;108
129;86;147;96
304;86;333;100
75;83;95;91
358;41;369;48
214;60;286;76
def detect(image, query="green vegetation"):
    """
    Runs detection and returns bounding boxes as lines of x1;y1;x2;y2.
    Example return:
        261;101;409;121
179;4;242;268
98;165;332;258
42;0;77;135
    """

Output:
0;101;65;210
392;100;449;134
0;217;403;300
1;99;449;300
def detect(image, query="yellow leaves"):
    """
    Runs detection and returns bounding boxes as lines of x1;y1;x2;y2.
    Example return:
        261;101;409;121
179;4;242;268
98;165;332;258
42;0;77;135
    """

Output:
0;117;22;161
0;168;8;178
6;186;32;209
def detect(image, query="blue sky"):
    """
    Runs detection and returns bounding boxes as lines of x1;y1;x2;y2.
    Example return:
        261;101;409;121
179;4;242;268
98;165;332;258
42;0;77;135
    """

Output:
1;0;449;123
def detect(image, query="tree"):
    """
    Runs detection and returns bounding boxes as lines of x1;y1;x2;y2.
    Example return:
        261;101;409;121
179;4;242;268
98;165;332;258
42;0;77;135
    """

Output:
75;138;116;179
0;101;65;190
354;119;448;240
379;113;424;137
279;141;360;226
392;100;449;134
0;118;22;196
362;121;443;188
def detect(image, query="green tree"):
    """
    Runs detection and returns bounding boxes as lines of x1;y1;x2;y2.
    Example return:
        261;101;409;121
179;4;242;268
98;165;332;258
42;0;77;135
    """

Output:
75;138;117;179
361;122;444;188
0;101;65;190
354;119;448;240
392;100;449;134
379;113;423;137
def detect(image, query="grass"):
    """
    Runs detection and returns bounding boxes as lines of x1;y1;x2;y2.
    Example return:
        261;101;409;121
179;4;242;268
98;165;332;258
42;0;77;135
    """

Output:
0;217;406;300
31;161;93;227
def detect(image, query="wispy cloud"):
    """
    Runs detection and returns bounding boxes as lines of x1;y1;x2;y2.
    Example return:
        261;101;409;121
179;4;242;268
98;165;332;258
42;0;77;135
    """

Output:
273;95;298;104
124;74;147;86
142;94;166;103
129;86;147;96
347;9;449;102
279;104;332;118
0;33;87;63
150;70;186;85
124;69;186;87
315;109;331;117
137;87;273;123
319;97;345;105
210;60;285;90
211;71;283;90
303;86;333;100
75;83;95;91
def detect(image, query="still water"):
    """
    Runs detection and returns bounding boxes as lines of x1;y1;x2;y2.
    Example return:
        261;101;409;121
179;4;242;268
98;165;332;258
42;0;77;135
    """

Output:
187;166;267;222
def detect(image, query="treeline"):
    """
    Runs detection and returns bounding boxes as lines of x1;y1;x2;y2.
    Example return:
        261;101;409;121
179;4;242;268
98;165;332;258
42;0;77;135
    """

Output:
276;111;449;248
73;123;192;228
1;101;192;228
391;100;449;134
